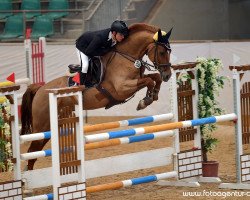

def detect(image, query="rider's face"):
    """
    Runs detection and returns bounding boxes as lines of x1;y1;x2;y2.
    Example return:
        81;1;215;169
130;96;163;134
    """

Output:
114;32;125;42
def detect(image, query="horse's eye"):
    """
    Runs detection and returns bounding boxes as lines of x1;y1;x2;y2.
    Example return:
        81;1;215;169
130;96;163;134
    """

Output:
160;51;165;56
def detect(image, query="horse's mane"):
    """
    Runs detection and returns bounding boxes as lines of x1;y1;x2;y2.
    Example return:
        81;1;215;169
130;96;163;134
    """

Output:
114;23;160;51
128;23;160;35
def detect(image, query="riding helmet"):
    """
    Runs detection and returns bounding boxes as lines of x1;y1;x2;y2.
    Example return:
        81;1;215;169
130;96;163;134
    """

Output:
111;20;129;38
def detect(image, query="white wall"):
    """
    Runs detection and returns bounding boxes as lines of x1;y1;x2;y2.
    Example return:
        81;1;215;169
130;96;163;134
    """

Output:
1;41;250;116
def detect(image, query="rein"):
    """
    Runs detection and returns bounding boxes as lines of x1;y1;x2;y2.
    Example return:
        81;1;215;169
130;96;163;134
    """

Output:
113;49;156;71
113;42;171;72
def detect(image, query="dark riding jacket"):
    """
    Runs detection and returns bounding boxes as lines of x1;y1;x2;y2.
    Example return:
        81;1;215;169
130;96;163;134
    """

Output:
76;28;114;57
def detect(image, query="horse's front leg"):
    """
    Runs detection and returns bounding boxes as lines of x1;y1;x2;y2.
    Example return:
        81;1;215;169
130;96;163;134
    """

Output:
145;73;162;101
136;77;155;110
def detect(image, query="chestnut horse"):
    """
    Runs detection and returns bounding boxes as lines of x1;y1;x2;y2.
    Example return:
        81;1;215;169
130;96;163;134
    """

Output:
21;23;172;170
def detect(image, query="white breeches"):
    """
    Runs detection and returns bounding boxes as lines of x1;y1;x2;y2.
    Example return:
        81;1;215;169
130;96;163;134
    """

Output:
76;49;89;73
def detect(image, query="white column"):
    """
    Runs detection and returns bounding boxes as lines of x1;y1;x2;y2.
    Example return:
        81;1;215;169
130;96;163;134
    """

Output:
39;37;46;83
170;69;180;180
11;91;21;180
75;91;86;183
49;92;60;200
24;39;32;82
171;69;180;153
233;69;243;183
191;68;201;149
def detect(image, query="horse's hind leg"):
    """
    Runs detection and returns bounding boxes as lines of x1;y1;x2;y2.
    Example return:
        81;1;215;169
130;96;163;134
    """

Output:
26;139;50;170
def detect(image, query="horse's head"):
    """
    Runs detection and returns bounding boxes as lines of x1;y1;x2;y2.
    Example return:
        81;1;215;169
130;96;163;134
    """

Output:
147;28;172;82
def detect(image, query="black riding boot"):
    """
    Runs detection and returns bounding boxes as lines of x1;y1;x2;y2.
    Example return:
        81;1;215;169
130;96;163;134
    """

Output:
80;72;87;85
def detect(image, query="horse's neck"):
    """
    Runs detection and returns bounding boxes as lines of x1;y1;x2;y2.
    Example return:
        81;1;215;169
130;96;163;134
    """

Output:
101;32;154;68
117;32;154;58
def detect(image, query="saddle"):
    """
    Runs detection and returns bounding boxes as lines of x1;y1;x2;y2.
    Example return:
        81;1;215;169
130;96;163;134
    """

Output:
67;57;103;88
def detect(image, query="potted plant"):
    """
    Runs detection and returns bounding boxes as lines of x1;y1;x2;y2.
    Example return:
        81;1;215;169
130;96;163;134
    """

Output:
196;57;227;177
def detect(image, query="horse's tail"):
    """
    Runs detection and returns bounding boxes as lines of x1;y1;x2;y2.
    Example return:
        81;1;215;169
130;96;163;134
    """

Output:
20;84;42;135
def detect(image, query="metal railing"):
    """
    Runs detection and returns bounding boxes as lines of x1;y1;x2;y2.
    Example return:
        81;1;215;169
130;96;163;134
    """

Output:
0;0;158;39
0;9;85;37
84;0;157;31
11;0;82;10
85;0;130;31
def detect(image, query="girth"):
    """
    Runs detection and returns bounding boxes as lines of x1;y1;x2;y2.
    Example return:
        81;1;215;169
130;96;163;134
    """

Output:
96;85;125;109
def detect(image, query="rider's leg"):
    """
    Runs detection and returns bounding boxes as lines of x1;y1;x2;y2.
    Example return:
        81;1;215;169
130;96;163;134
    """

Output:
76;49;89;84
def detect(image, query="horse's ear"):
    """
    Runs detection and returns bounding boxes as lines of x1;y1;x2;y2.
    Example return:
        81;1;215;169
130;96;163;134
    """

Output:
165;27;173;40
158;29;162;41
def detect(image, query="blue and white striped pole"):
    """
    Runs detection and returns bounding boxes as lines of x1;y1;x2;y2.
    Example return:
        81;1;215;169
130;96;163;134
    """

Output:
86;114;237;143
23;193;53;200
19;113;174;143
86;171;178;193
20;131;175;160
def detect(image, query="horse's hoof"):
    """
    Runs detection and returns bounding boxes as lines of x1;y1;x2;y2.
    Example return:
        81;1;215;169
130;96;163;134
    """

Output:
137;100;146;110
144;97;153;105
136;97;153;110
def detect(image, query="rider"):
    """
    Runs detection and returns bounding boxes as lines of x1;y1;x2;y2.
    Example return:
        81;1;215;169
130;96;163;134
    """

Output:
75;20;129;83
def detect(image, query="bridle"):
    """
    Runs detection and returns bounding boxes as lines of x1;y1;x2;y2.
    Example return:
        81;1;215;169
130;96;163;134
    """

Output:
146;42;172;72
113;41;171;72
